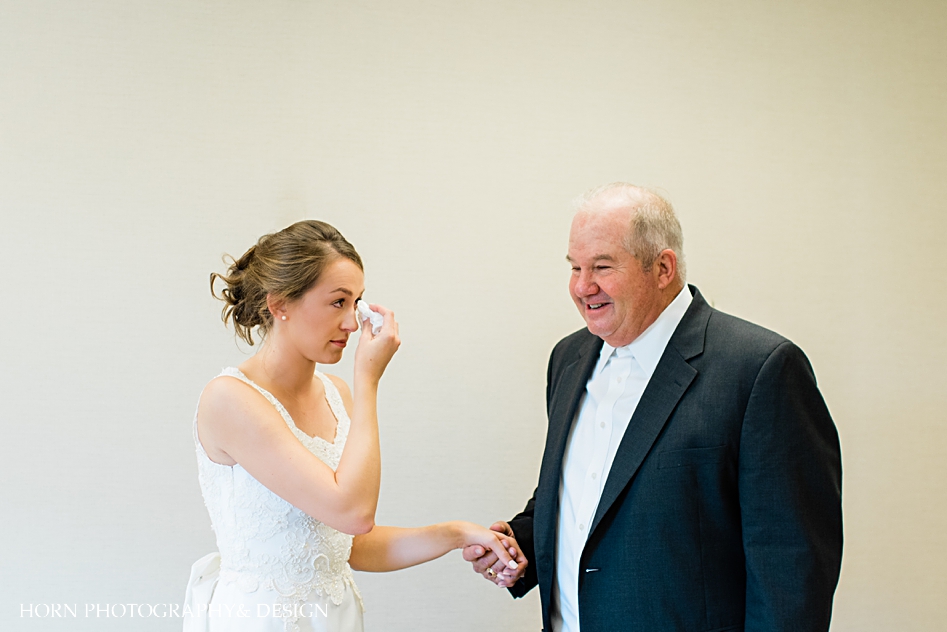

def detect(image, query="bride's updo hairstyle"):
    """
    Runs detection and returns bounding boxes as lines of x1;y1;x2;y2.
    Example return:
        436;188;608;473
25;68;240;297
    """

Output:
211;220;363;345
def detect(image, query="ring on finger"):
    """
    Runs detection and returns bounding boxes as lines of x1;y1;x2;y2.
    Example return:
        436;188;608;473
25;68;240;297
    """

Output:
486;568;496;578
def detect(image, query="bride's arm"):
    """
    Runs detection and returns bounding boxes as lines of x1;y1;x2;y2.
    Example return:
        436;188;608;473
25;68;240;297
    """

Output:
197;309;399;536
349;522;524;576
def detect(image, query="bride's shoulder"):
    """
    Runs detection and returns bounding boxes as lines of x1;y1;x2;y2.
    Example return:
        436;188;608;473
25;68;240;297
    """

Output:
198;372;275;430
197;371;287;466
201;370;250;402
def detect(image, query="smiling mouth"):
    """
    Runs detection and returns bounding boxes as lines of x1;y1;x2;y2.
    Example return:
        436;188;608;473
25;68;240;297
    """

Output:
586;303;610;310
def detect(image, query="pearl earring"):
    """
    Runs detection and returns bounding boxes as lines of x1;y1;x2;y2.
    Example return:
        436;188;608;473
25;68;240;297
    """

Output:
281;315;287;321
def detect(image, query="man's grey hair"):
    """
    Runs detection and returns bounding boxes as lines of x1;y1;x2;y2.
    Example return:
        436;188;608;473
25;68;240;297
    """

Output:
574;182;686;282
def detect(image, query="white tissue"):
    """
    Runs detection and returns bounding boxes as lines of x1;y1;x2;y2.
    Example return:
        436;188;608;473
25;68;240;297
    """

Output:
357;301;384;335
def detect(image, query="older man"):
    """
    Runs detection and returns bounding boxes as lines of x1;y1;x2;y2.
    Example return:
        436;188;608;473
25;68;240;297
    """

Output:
465;183;842;631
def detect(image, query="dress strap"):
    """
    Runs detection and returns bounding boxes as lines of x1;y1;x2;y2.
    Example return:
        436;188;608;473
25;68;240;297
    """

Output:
313;371;351;449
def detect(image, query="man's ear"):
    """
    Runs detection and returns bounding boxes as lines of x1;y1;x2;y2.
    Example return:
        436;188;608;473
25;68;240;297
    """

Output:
265;293;287;321
654;249;678;290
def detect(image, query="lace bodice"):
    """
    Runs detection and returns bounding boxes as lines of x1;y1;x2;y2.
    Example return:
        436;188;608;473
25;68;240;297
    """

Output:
193;368;363;631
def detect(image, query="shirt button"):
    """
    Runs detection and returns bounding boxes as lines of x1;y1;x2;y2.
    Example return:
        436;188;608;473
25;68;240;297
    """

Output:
600;422;606;429
616;376;622;383
591;472;597;480
578;523;585;531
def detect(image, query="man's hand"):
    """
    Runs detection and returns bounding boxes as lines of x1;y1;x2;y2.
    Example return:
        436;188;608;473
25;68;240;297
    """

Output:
462;521;528;588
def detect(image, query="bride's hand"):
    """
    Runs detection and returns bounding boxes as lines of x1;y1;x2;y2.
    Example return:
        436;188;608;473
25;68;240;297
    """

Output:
353;303;400;383
462;521;529;587
454;521;526;586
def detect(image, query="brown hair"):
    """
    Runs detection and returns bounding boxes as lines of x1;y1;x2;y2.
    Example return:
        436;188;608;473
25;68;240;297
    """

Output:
210;220;363;345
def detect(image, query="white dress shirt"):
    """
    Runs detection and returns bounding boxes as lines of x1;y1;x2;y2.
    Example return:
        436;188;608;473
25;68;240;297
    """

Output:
551;285;693;632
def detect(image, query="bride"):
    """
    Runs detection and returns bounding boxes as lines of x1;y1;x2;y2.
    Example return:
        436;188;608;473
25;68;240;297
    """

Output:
184;220;522;632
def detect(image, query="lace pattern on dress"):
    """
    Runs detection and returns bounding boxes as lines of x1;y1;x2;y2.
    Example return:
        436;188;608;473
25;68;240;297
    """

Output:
194;368;364;632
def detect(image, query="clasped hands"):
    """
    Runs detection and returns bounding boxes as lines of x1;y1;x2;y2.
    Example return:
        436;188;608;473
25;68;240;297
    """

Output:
462;521;528;588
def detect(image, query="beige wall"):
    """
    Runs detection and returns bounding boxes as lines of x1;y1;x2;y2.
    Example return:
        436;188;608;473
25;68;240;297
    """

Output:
1;1;945;630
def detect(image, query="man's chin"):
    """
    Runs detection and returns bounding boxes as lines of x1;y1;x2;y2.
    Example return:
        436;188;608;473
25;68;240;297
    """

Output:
583;321;612;340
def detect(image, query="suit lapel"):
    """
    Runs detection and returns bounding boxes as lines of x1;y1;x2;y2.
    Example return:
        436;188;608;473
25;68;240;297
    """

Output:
588;286;711;536
534;331;601;600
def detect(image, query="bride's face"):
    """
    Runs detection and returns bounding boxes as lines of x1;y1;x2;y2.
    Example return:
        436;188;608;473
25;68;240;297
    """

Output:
278;257;364;364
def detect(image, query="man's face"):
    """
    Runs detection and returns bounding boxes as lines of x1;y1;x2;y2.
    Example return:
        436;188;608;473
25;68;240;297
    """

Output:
567;206;662;347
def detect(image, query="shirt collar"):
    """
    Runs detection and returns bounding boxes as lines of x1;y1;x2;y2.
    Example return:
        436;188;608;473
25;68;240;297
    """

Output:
595;285;693;376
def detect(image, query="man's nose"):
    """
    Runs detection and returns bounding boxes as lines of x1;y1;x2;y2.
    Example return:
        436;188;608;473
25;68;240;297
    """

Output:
573;271;598;296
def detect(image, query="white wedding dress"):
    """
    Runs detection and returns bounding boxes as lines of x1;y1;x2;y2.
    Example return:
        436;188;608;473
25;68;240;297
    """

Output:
184;368;364;632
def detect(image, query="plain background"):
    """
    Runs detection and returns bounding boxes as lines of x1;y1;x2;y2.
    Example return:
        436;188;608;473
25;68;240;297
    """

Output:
1;1;945;630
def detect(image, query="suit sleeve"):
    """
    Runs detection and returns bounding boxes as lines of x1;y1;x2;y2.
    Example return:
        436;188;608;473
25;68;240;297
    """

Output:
506;492;539;597
739;341;843;631
505;338;564;598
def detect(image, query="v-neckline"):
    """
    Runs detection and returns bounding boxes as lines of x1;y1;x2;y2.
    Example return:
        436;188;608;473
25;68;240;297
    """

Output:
234;368;340;446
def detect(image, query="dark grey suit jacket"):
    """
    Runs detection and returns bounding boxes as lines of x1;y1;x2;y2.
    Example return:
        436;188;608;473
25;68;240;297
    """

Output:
507;286;842;632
